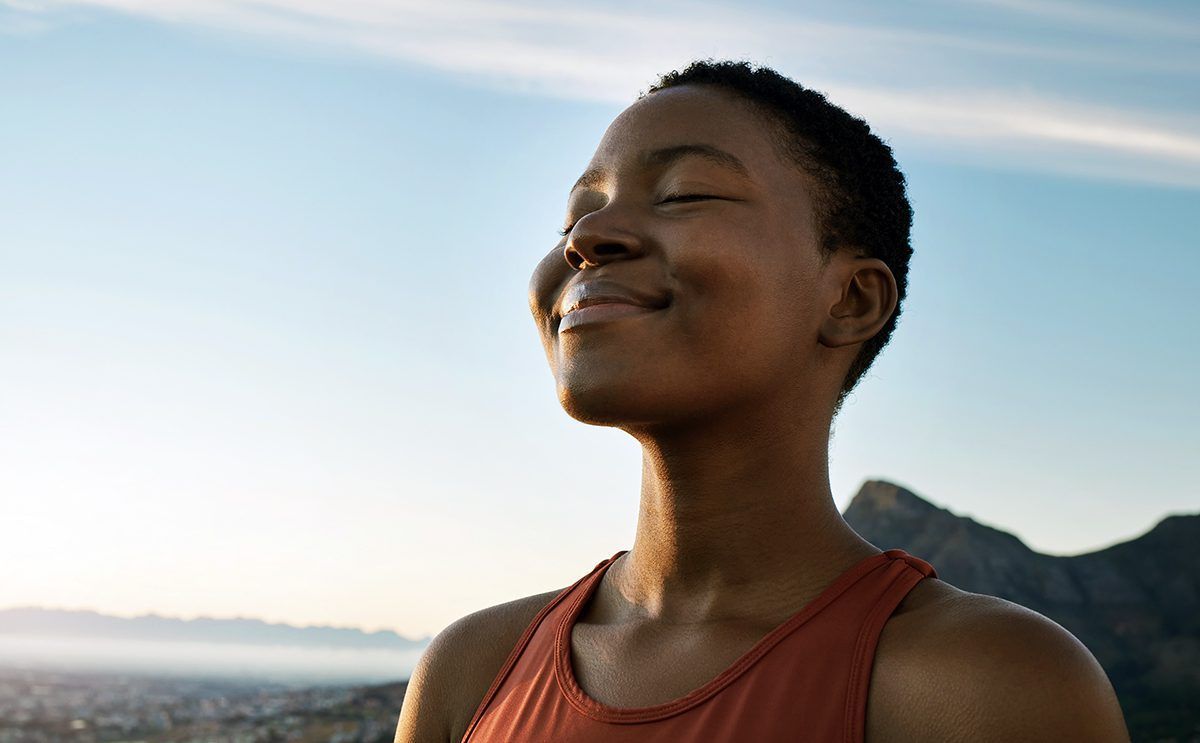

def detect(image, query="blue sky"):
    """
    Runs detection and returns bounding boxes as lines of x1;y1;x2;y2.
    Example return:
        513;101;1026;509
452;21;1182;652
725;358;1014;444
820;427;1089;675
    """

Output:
1;0;1197;638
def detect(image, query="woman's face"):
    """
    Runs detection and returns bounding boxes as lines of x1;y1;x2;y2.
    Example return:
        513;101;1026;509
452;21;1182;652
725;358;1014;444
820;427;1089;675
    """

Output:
528;84;837;430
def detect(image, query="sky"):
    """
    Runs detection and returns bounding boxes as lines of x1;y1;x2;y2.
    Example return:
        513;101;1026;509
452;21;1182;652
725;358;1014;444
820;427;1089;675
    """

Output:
1;0;1197;640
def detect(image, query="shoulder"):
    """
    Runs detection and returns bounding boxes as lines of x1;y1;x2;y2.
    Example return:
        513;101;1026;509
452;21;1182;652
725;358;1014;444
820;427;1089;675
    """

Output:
866;579;1130;742
394;587;566;743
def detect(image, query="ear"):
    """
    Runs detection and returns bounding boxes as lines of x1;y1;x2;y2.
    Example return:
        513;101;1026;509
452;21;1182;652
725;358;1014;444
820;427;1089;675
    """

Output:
818;254;898;349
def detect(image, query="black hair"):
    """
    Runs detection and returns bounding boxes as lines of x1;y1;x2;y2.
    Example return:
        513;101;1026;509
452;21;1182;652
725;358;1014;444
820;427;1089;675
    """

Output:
643;60;914;417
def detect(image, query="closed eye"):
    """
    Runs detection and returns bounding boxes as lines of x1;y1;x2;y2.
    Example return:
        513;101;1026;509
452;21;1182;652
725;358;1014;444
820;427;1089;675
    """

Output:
659;193;717;204
558;194;723;235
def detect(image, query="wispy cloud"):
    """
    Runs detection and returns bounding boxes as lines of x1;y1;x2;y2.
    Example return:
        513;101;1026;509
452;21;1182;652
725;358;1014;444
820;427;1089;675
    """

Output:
959;0;1200;40
8;0;1200;186
827;87;1200;188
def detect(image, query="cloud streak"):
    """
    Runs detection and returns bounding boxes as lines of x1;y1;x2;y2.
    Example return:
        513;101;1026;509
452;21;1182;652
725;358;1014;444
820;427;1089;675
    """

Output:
959;0;1200;40
8;0;1200;186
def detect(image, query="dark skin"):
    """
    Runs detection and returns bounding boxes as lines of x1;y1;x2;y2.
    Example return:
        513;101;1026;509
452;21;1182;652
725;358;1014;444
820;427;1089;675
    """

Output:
395;85;1131;742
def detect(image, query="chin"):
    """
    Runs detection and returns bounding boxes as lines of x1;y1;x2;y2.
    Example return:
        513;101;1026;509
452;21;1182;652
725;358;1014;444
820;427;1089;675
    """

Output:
557;378;665;427
555;373;712;430
559;389;638;427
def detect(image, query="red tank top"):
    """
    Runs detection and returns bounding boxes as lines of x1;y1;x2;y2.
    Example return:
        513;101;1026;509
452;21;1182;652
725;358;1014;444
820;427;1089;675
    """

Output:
461;548;937;742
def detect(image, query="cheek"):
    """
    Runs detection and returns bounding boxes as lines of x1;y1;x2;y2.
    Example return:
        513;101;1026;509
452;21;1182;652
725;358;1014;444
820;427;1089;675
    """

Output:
530;249;566;316
669;224;808;354
681;220;801;319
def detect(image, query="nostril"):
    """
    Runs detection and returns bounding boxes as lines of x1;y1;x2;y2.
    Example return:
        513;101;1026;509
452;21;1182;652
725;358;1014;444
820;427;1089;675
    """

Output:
593;243;626;257
564;250;585;270
564;240;629;270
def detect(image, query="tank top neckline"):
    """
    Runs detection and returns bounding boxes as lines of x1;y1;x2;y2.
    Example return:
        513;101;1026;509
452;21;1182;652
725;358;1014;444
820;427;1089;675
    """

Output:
553;547;904;723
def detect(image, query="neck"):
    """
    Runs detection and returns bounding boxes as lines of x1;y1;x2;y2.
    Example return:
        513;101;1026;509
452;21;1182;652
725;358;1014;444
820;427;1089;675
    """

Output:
612;396;879;623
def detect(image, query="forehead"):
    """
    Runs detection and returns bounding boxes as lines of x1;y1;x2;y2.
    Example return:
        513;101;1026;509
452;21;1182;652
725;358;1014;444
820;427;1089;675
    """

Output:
584;85;795;186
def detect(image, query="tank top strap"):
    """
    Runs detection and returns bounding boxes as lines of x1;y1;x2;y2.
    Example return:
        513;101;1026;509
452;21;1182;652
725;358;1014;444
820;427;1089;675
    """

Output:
460;550;625;742
841;548;937;743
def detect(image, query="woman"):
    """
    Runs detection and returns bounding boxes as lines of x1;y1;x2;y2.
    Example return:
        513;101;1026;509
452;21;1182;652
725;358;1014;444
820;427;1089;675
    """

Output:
395;60;1129;742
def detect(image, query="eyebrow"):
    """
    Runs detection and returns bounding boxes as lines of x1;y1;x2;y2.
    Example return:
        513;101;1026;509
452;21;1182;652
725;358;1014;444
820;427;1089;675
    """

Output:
570;143;751;194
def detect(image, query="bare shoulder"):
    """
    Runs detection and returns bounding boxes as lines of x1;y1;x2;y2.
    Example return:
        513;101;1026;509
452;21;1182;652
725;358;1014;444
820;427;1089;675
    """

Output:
394;587;566;743
866;578;1130;742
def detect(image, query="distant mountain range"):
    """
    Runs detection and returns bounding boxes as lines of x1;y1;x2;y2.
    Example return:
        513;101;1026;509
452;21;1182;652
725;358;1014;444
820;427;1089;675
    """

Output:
842;479;1199;743
0;607;429;650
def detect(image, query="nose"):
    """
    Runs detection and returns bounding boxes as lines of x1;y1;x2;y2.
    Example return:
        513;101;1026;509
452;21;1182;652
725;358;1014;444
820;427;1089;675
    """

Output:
563;209;646;270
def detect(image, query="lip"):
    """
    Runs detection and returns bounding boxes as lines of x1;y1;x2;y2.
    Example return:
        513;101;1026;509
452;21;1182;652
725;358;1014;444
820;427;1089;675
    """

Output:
559;302;662;332
556;279;670;319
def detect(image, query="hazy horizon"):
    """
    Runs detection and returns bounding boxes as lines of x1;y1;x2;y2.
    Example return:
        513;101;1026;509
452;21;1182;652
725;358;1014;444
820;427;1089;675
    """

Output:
3;479;1194;636
0;635;421;685
0;604;430;641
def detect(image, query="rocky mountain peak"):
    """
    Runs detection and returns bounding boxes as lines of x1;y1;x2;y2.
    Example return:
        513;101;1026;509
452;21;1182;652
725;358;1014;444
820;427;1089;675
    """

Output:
844;479;947;518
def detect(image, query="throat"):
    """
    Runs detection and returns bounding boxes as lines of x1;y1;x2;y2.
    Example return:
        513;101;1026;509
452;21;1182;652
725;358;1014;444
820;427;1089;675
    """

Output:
567;609;784;709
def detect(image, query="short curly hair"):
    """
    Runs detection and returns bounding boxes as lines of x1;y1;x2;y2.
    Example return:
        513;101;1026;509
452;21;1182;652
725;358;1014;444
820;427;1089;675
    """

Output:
643;60;914;417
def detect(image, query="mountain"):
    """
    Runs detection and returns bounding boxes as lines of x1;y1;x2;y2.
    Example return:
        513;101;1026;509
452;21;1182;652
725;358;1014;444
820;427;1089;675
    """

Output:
0;607;429;650
843;479;1200;743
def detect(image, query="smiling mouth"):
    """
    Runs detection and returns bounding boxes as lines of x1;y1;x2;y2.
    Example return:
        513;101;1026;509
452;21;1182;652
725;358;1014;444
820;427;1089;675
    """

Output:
558;302;664;332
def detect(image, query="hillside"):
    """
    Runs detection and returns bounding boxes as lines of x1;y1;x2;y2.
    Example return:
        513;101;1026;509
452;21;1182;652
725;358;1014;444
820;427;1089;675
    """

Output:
843;479;1200;742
